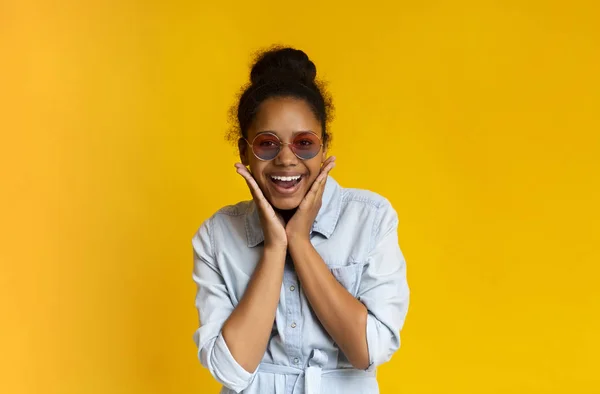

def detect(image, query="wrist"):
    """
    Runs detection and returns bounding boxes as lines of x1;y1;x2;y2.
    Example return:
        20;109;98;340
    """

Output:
263;243;288;257
287;236;312;252
286;226;311;242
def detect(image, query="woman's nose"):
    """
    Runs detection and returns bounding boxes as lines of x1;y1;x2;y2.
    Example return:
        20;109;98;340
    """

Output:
275;143;298;165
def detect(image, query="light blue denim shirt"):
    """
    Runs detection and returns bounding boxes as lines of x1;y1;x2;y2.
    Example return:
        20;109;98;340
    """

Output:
192;176;410;394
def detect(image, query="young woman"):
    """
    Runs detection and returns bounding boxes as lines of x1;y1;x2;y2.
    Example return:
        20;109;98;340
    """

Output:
192;47;410;394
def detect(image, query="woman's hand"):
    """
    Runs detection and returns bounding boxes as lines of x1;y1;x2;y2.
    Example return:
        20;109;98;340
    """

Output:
286;156;336;244
235;163;288;251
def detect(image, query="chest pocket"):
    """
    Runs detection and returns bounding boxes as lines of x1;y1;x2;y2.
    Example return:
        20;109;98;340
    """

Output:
329;263;365;298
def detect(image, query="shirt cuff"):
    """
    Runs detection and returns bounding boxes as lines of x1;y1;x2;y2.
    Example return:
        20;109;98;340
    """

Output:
364;313;378;372
202;333;258;393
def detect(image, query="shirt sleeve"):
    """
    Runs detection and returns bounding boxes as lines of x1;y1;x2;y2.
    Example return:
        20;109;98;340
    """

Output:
357;200;410;371
192;217;258;393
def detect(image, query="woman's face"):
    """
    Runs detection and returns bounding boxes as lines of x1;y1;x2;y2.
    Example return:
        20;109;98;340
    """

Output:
239;96;327;211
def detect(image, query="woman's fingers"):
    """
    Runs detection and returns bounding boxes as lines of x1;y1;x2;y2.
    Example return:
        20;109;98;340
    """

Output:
318;157;336;182
302;157;336;207
315;157;335;189
235;164;258;195
234;163;281;226
315;158;336;201
321;156;336;170
234;163;268;207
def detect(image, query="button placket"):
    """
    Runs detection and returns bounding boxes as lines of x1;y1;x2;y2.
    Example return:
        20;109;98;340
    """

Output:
283;257;303;367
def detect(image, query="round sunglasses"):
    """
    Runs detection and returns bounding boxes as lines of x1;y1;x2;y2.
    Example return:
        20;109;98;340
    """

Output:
243;131;323;161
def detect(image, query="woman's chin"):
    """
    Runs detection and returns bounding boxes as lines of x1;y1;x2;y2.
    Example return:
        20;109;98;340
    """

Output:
270;197;302;211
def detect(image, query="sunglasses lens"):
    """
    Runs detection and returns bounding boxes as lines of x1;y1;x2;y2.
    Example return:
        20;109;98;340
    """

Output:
252;134;280;160
291;132;322;160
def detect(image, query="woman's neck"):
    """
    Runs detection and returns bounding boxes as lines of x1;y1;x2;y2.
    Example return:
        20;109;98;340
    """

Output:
276;208;297;224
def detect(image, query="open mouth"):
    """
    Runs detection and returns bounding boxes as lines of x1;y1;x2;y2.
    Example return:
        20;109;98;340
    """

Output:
269;174;303;194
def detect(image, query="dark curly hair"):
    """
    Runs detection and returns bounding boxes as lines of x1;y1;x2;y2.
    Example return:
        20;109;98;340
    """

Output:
227;46;334;147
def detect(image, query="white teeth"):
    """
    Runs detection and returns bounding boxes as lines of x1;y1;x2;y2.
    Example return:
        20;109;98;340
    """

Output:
271;175;301;182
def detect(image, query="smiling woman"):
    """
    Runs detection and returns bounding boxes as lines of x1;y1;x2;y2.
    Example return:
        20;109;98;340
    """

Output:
239;97;326;211
233;47;333;213
191;46;410;394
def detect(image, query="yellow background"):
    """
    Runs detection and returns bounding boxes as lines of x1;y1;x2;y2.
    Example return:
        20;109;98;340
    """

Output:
1;1;599;393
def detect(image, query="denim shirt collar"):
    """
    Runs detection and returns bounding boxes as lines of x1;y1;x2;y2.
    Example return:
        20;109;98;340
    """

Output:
245;175;342;247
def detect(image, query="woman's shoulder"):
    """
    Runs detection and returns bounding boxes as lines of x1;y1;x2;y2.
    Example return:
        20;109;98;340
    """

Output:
338;184;394;211
193;200;252;236
336;185;400;236
212;199;253;217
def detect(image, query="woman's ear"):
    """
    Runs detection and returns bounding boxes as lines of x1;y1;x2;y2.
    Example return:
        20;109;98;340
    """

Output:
238;138;250;166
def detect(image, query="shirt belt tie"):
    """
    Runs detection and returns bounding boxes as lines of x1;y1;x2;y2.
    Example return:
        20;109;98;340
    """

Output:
258;349;376;394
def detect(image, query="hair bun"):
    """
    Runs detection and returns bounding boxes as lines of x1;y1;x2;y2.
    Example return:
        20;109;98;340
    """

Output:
250;47;317;85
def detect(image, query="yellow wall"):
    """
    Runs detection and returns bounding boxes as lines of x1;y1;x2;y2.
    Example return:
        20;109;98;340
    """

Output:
1;1;599;393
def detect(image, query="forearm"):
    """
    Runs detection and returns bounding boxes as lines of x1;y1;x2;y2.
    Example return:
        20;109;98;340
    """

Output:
288;239;370;369
222;246;286;372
